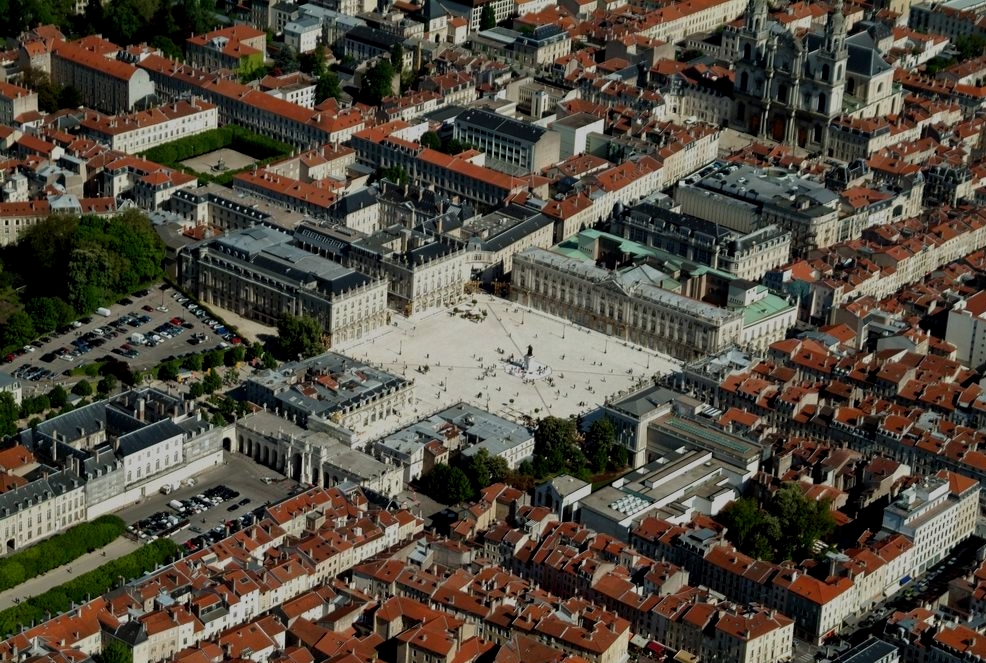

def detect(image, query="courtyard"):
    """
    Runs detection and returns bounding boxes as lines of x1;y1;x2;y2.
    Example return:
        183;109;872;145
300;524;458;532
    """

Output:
180;147;258;175
334;297;682;437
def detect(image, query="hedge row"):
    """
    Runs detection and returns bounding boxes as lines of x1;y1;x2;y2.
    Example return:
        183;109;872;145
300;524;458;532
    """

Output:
0;539;180;637
140;126;292;167
0;516;126;592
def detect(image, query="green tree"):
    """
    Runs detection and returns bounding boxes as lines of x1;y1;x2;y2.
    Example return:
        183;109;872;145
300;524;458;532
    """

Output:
585;417;615;473
104;0;144;44
19;67;61;113
95;634;133;663
274;45;300;74
361;59;396;105
20;394;50;418
610;444;629;470
246;341;265;362
181;354;203;371
149;35;183;60
188;382;205;399
156;361;180;382
276;312;324;359
48;385;68;409
202;368;222;394
202;348;225;370
391;41;404;71
224;345;246;366
0;393;18;437
480;3;496;30
97;374;118;395
25;297;60;334
315;72;342;104
65;244;112;313
3;311;35;350
717;497;761;552
148;0;178;41
378;166;410;187
262;352;278;370
71;380;93;398
300;44;327;77
419;463;473;505
533;416;578;477
420;131;442;150
446;466;473;504
26;297;75;332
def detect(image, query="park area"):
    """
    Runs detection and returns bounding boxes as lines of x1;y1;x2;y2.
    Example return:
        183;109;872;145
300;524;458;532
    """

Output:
141;126;293;184
334;297;682;438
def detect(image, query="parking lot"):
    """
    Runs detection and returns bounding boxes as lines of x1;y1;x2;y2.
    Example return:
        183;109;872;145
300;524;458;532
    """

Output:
3;284;244;393
130;484;260;555
120;452;301;544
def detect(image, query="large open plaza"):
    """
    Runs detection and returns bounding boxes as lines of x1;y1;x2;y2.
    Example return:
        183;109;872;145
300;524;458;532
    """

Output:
334;297;682;434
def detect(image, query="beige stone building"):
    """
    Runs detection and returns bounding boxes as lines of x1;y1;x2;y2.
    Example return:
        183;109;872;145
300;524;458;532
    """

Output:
180;226;388;346
80;99;218;154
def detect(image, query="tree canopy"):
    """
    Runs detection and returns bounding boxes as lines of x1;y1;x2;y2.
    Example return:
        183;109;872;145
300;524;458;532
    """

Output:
480;4;496;30
0;209;164;352
418;463;474;505
717;484;837;562
361;59;396;106
276;312;325;359
533;416;579;476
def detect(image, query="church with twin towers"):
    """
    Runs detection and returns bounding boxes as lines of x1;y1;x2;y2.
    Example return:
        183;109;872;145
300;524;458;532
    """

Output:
729;0;901;154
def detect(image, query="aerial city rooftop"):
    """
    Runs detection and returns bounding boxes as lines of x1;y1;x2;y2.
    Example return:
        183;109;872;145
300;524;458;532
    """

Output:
0;0;985;661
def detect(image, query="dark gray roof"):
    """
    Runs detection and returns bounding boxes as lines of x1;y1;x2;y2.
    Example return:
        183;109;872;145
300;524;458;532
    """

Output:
331;187;379;218
606;385;677;418
455;108;546;144
845;31;891;76
117;419;185;457
834;638;898;663
423;104;466;124
478;214;553;253
30;402;117;447
419;0;446;21
0;469;83;518
346;26;403;50
113;621;148;646
625;203;733;244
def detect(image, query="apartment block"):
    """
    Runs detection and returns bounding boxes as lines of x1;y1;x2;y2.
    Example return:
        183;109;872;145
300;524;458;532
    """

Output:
613;202;792;282
179;226;388;346
881;470;979;575
242;351;413;436
51;39;155;113
0;81;38;125
80;99;218;154
296;223;469;315
947;290;986;368
453;108;561;174
186;25;267;73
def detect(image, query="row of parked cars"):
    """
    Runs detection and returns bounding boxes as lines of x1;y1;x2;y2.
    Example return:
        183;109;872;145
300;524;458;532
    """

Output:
4;289;156;364
173;293;240;345
168;485;247;519
129;511;190;541
55;313;159;363
13;364;56;382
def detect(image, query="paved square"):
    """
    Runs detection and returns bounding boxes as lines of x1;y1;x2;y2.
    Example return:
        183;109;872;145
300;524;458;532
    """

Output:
334;297;682;436
181;148;257;175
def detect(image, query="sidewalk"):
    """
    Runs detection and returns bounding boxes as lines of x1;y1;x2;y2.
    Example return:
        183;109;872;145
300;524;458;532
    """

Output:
0;537;139;611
